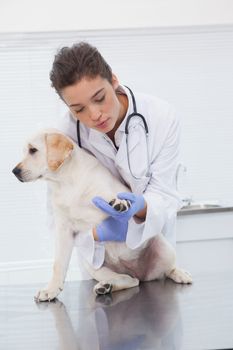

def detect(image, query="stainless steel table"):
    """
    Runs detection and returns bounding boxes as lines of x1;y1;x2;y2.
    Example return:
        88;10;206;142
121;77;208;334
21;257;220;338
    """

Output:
1;271;233;349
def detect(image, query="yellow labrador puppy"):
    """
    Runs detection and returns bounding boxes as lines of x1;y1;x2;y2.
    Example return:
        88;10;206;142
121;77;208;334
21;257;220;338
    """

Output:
12;129;192;301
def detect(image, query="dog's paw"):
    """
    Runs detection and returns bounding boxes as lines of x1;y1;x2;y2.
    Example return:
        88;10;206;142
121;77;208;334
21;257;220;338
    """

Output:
167;267;193;284
34;298;63;310
34;285;63;302
94;281;113;295
109;198;131;212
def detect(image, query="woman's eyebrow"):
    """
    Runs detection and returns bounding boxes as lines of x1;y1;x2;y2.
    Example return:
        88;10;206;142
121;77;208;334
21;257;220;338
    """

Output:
92;88;104;99
69;88;104;107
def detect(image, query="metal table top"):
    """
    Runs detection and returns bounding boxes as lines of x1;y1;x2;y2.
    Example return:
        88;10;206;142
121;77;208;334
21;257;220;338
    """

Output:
1;270;233;350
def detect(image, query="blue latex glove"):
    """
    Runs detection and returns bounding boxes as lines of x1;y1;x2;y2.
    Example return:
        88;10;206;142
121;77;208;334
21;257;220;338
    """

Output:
92;192;145;223
96;216;128;242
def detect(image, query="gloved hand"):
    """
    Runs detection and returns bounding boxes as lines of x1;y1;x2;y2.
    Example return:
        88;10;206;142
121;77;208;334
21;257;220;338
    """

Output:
95;216;128;242
92;192;145;223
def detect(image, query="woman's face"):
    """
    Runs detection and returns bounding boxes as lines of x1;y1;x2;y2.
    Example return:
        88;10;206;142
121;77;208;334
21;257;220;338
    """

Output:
60;74;128;135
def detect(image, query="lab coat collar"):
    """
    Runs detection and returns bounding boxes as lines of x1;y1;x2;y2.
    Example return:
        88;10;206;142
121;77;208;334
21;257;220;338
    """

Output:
110;85;143;153
115;85;133;133
115;85;144;160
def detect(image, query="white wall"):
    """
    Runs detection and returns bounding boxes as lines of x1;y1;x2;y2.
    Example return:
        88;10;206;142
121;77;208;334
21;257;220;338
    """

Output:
0;0;233;33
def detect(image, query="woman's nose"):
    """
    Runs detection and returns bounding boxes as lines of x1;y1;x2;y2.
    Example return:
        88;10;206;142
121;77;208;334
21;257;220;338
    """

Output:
89;106;102;121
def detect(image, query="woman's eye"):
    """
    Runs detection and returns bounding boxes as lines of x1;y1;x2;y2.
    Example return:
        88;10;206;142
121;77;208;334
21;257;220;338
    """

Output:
96;95;105;103
29;148;38;155
75;107;84;114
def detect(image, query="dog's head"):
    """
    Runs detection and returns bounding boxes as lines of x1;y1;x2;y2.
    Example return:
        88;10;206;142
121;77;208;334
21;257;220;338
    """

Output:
12;130;74;182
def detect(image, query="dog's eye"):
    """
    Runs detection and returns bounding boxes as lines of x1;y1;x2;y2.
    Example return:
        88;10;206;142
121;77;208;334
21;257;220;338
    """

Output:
29;147;38;155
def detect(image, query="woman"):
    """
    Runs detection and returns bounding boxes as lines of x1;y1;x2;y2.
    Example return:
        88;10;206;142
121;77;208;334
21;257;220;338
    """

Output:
50;41;182;269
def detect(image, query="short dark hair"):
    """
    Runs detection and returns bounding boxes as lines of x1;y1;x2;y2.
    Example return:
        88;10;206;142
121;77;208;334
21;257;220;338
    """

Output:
50;42;112;94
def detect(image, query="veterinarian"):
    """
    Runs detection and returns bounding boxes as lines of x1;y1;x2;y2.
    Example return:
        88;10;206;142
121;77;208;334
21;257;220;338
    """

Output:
50;42;183;269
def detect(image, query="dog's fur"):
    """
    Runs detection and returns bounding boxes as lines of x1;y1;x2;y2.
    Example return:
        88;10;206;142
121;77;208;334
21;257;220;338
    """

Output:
12;129;192;301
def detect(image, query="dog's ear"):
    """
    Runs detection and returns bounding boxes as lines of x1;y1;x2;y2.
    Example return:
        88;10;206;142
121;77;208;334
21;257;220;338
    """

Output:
45;133;74;171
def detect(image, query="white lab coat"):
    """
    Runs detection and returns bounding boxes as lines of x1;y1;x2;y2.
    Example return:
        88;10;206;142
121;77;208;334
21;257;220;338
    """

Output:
56;85;183;270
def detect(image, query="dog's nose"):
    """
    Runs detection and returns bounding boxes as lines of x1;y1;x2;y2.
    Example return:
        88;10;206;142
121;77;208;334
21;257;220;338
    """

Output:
12;166;24;182
12;166;21;176
12;166;22;179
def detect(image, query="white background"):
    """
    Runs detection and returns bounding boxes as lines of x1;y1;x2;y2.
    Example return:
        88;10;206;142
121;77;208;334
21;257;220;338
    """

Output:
0;0;233;31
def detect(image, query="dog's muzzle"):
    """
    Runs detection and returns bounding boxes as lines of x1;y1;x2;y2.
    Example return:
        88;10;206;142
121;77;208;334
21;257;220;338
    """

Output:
12;166;24;182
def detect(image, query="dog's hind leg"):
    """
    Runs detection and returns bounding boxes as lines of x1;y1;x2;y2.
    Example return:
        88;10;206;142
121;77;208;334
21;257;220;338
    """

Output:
165;267;192;284
86;265;139;295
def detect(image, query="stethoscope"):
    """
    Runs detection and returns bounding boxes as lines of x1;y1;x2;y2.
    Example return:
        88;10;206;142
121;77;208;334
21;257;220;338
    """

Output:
76;86;151;180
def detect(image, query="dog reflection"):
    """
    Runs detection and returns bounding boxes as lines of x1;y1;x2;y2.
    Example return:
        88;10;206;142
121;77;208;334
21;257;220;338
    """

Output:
35;280;186;350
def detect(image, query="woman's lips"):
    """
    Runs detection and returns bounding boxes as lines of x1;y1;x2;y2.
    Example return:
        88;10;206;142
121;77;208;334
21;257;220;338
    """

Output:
96;118;110;129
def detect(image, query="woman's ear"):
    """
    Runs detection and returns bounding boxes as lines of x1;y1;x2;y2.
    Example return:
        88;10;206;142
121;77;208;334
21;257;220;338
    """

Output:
45;133;74;171
111;74;120;90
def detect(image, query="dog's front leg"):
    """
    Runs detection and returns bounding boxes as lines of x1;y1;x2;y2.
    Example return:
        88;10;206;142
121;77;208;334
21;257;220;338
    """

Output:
35;222;74;302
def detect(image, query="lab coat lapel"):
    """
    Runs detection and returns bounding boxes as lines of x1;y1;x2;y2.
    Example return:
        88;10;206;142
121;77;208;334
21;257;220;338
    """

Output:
115;130;140;165
88;129;117;160
115;127;151;195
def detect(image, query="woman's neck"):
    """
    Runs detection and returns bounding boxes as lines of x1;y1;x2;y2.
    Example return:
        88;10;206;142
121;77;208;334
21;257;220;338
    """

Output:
106;92;128;143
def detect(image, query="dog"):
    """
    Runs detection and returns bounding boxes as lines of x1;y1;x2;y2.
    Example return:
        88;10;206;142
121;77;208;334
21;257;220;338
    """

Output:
12;129;192;301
